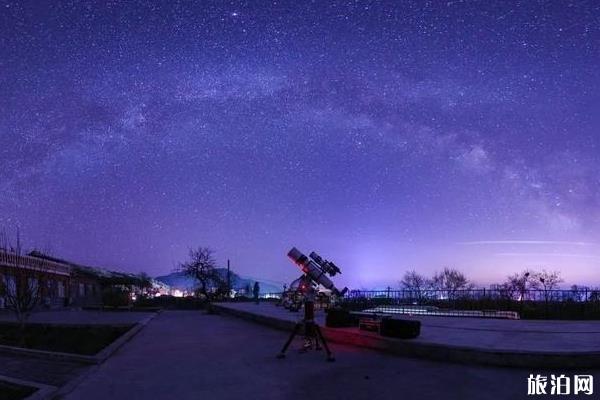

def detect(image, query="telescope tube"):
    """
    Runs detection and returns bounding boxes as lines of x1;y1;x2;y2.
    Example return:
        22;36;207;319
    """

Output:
287;247;344;295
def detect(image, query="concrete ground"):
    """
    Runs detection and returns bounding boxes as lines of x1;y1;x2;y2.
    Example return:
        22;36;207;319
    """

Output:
63;311;599;400
221;302;600;352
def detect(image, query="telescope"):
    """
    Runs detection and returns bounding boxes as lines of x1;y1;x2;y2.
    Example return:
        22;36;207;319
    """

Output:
278;247;347;361
287;247;348;297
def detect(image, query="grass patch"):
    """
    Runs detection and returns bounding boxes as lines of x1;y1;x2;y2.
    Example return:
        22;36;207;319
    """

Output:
0;323;133;355
0;381;37;400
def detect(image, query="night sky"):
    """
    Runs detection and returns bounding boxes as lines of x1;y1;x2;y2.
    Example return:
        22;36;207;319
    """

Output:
1;1;599;288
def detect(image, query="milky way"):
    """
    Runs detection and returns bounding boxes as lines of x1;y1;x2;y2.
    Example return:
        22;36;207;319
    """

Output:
1;1;599;287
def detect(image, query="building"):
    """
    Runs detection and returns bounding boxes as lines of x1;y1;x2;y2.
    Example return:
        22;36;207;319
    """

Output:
0;249;145;310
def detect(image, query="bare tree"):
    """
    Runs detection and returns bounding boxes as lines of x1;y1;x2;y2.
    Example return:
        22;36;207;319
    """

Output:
400;270;429;301
495;281;517;300
178;247;223;302
137;272;153;297
431;267;473;299
532;270;563;303
504;270;534;301
0;229;54;336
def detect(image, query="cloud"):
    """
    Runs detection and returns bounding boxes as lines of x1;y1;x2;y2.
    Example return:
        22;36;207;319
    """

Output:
458;240;598;246
495;252;600;260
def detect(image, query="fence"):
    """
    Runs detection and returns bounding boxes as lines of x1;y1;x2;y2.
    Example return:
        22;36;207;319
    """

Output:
340;289;600;320
260;288;600;320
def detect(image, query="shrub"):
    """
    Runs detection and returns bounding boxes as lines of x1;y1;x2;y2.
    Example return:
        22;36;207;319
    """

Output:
102;287;131;308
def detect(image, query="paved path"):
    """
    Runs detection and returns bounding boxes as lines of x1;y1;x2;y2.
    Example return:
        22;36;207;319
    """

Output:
221;303;600;352
63;310;599;400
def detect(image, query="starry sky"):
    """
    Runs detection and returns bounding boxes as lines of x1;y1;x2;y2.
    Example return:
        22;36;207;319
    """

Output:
1;1;599;288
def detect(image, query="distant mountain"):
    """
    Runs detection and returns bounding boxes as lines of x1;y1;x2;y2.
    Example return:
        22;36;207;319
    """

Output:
154;271;196;291
155;268;283;294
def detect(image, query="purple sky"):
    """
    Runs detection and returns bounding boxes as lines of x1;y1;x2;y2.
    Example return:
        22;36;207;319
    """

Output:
1;1;599;288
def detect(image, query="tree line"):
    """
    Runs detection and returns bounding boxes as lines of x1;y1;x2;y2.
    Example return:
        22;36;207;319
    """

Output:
398;267;600;302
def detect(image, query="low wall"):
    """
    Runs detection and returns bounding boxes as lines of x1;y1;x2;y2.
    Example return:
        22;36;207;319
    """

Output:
213;303;600;369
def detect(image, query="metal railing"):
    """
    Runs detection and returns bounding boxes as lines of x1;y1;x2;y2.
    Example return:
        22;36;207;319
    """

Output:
341;289;600;320
0;250;71;276
257;289;600;320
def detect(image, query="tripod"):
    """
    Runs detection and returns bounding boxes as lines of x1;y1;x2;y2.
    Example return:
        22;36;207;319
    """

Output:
277;299;335;362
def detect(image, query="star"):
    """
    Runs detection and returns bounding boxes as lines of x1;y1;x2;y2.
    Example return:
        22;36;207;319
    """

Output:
0;1;598;287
